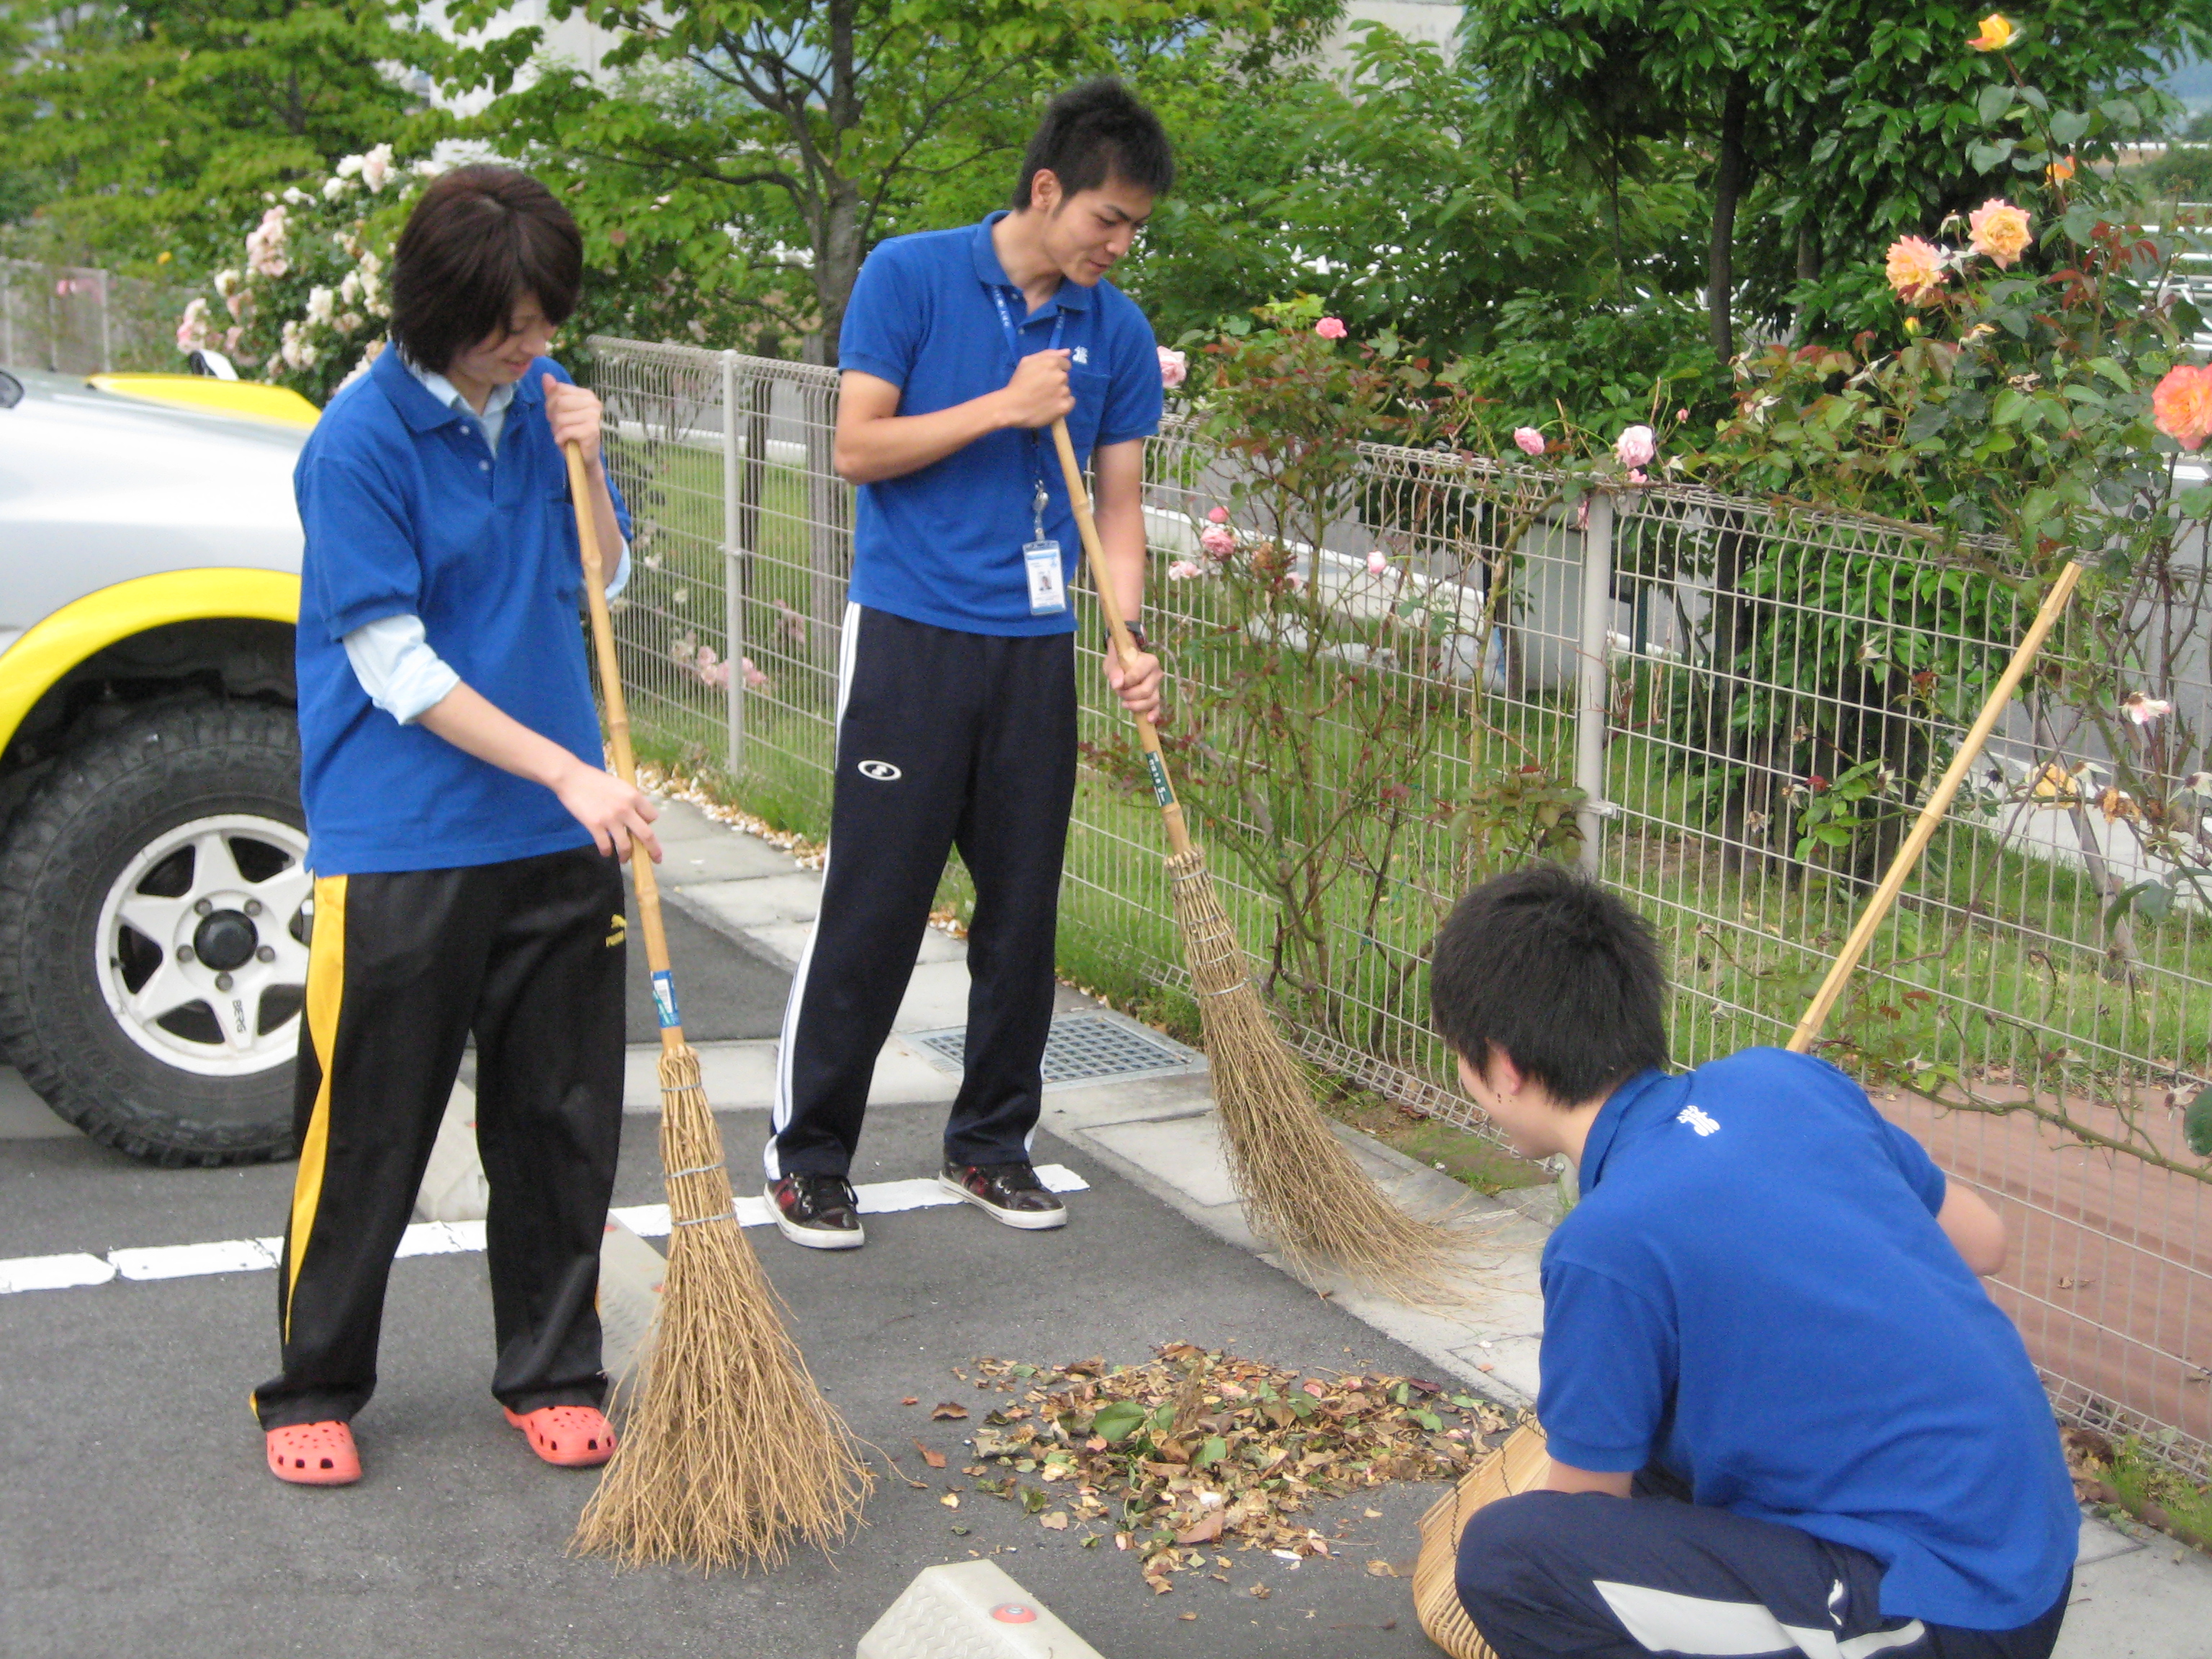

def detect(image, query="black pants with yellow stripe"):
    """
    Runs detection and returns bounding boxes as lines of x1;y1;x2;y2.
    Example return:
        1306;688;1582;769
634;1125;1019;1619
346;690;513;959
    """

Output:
253;845;626;1431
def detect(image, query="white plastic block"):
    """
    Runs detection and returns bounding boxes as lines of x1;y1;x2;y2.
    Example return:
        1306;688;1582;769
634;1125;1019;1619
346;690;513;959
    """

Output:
855;1560;1105;1659
413;1081;489;1223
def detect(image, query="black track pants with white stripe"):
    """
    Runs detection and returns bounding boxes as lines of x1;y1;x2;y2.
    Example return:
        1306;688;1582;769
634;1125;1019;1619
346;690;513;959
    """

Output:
768;606;1077;1181
253;846;626;1429
1457;1483;2069;1659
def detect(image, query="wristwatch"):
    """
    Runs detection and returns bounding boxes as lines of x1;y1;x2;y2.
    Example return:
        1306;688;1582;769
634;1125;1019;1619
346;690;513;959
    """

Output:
1109;624;1153;656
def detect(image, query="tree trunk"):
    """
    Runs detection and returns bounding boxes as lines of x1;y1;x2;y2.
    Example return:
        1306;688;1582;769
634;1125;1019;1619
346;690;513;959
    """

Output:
1708;72;1749;364
1789;224;1820;343
811;181;865;369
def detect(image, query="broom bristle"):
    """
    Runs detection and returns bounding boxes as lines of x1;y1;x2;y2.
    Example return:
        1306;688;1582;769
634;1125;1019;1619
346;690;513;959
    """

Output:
571;1043;873;1569
1166;847;1480;1300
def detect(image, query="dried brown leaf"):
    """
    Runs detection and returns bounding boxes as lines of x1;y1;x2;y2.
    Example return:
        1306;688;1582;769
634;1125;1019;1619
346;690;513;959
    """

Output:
930;1402;969;1421
911;1439;947;1470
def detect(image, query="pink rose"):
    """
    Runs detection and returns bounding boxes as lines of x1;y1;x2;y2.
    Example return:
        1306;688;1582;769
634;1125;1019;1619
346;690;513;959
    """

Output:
741;657;770;692
1512;427;1545;457
1200;526;1236;558
1627;468;1647;485
1315;317;1347;341
1158;346;1187;389
1366;551;1388;575
1166;559;1203;581
1207;505;1230;523
1614;425;1657;469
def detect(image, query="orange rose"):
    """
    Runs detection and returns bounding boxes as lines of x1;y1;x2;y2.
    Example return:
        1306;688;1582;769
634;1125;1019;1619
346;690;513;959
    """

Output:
2152;364;2212;452
1969;13;2015;50
1884;235;1948;305
1968;198;2032;267
2048;155;2077;184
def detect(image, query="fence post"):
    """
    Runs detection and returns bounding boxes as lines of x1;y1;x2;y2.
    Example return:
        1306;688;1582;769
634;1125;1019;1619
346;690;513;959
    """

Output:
96;269;112;374
1574;490;1616;875
722;349;745;780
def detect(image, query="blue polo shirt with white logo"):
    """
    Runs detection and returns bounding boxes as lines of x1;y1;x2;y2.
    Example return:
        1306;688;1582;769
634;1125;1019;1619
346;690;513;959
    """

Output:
837;211;1163;634
1539;1047;2075;1629
293;348;631;874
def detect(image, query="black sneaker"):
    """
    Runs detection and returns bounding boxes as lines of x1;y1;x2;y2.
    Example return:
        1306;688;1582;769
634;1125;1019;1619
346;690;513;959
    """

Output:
766;1172;866;1250
938;1160;1067;1231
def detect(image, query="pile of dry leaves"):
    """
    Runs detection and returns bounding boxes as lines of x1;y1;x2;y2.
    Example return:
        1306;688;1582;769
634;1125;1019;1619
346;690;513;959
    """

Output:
923;1345;1523;1591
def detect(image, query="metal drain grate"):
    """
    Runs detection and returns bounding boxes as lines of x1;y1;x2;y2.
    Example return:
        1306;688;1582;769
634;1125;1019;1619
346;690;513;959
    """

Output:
909;1012;1202;1086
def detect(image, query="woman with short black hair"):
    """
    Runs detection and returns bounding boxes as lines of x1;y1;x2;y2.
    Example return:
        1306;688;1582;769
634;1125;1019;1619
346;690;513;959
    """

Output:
255;163;659;1486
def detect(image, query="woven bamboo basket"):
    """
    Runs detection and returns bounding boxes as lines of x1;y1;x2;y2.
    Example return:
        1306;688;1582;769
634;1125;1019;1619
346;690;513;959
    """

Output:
1412;1422;1550;1658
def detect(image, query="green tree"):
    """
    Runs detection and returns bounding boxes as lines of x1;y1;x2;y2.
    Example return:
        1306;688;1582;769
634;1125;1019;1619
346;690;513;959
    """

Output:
1460;1;2212;361
0;0;443;273
439;0;1336;360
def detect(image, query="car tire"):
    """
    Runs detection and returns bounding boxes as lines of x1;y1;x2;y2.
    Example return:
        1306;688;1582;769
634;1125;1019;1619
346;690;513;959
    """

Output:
0;697;307;1166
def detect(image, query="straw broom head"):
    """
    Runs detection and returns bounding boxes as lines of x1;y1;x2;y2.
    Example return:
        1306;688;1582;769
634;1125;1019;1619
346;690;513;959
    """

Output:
559;436;871;1568
1166;846;1478;1300
571;1043;873;1569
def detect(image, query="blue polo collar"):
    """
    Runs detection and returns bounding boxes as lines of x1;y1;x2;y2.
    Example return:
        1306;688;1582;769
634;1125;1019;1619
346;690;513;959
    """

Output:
971;210;1094;319
1573;1067;1671;1194
371;343;546;431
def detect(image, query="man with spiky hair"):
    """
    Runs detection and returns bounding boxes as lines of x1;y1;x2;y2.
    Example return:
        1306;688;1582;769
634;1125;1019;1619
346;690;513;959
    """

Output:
256;165;657;1486
763;80;1172;1250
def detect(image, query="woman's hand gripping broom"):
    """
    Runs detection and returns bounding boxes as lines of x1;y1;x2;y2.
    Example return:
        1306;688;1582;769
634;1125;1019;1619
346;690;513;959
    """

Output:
561;441;871;1568
1048;420;1470;1295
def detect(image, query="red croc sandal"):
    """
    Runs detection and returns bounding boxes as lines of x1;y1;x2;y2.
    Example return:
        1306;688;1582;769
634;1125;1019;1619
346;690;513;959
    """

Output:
266;1420;361;1486
503;1405;616;1468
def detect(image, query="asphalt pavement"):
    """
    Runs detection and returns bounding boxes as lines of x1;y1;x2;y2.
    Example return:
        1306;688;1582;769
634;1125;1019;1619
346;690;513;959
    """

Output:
1;967;1460;1659
9;796;2212;1658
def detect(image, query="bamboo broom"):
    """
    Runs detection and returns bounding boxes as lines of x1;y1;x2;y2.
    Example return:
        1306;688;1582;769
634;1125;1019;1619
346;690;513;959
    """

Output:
1049;420;1468;1292
1787;555;2089;1053
561;441;872;1569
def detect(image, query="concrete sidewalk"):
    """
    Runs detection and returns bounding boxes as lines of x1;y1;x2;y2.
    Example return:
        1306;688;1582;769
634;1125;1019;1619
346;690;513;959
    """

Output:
637;791;2212;1659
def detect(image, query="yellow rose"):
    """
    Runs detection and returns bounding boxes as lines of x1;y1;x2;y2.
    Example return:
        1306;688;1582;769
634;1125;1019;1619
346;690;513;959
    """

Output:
1968;198;2033;267
1969;13;2015;50
1884;235;1948;306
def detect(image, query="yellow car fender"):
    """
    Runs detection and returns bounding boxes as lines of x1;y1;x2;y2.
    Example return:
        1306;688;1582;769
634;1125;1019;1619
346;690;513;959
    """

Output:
0;570;301;757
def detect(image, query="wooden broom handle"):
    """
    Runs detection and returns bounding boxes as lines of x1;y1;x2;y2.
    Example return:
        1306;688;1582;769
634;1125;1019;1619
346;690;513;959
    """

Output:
1048;418;1192;855
565;439;685;1052
1788;557;2088;1053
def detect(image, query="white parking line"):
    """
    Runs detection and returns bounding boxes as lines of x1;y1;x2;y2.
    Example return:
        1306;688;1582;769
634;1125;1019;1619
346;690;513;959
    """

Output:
0;1165;1090;1296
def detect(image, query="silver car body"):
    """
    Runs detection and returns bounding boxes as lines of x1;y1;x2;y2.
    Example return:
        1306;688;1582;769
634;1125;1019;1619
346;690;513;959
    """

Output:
0;368;307;660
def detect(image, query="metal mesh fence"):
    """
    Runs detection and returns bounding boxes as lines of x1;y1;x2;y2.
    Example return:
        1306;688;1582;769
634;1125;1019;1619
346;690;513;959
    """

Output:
589;336;2212;1478
0;260;191;374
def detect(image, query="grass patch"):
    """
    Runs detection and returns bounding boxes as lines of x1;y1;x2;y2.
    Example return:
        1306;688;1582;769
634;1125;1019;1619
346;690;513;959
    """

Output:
1320;1084;1550;1197
2069;1426;2212;1555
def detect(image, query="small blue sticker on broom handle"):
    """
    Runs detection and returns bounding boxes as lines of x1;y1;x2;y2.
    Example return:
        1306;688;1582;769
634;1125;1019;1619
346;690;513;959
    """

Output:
651;969;682;1030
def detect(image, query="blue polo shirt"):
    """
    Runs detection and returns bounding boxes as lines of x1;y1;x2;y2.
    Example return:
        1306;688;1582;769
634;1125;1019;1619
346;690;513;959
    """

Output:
837;211;1163;634
293;348;631;875
1538;1048;2076;1630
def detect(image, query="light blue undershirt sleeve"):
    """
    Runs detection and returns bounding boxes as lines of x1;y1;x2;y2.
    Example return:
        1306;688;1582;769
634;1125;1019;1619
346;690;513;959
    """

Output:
342;545;629;725
343;613;461;725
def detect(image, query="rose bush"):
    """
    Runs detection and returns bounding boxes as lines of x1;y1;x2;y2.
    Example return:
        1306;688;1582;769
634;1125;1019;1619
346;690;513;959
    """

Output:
176;143;429;405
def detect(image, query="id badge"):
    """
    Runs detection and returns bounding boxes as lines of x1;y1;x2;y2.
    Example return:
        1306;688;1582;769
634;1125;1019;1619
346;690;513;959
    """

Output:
1023;539;1066;614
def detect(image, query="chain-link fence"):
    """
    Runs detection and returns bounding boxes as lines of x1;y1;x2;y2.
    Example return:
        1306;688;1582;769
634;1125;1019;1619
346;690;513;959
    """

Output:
0;259;189;374
589;335;2212;1478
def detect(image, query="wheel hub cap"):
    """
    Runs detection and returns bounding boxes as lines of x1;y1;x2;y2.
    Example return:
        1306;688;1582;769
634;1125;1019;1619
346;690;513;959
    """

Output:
191;909;258;972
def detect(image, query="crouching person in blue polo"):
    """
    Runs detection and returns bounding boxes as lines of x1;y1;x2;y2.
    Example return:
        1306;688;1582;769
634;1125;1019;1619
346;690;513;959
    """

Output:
1428;864;2076;1659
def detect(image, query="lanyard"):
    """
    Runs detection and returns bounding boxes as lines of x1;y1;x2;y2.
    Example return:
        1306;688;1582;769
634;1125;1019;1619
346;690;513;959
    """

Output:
988;284;1069;540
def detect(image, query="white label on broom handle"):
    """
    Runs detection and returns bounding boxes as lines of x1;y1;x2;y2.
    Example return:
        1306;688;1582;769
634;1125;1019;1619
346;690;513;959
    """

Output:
651;969;680;1030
